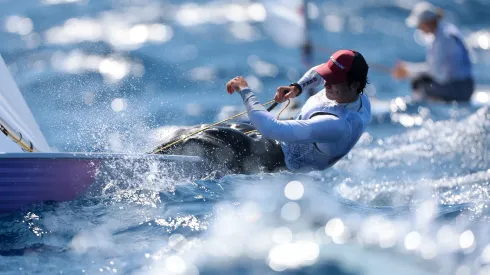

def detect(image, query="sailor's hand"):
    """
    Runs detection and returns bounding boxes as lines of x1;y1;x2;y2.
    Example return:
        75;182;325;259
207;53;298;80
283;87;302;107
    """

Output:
392;61;409;79
226;76;249;94
274;86;300;103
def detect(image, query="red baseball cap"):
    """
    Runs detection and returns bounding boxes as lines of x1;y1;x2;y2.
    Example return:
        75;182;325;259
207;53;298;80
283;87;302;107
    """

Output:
314;50;356;85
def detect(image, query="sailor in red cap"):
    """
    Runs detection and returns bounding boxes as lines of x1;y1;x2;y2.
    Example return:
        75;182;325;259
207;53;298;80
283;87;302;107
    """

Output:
226;49;371;171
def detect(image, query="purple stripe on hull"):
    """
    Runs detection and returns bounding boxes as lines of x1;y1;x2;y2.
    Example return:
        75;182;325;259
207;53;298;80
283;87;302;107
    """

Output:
0;158;99;213
0;153;207;214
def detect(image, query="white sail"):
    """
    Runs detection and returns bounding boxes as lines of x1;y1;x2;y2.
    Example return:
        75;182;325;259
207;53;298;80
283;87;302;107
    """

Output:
0;55;51;152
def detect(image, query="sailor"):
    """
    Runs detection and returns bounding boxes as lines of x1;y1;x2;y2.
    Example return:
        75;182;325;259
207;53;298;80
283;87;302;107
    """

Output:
391;2;474;102
226;49;371;172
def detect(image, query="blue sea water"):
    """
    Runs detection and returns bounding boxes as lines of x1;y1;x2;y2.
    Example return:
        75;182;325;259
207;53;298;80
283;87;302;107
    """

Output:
1;0;490;274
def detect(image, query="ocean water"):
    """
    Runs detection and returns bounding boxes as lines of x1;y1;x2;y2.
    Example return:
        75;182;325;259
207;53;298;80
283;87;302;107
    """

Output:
1;0;490;274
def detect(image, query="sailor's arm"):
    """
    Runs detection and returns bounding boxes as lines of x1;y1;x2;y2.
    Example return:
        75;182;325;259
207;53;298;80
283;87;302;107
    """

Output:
274;65;325;103
296;64;325;91
401;37;454;83
240;89;348;142
226;76;348;143
392;60;429;79
403;61;430;78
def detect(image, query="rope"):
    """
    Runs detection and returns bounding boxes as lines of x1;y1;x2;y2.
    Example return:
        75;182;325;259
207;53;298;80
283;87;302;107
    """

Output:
276;99;291;120
151;99;279;154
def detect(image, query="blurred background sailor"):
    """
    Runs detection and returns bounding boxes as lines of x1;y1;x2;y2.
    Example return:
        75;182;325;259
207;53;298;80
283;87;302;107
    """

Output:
391;1;474;102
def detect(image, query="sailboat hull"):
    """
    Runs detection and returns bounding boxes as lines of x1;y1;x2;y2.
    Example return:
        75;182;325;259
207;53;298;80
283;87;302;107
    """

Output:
0;153;206;213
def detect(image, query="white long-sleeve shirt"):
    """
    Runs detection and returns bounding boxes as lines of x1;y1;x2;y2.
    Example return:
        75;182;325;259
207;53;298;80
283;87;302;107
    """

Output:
237;69;371;171
238;88;350;144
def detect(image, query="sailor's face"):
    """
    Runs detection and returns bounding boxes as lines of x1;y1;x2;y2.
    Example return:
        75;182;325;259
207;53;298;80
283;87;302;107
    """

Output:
324;82;350;100
417;20;437;34
418;23;430;34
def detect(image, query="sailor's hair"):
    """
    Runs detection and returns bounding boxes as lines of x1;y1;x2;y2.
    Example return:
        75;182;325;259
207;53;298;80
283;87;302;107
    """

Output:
346;51;369;94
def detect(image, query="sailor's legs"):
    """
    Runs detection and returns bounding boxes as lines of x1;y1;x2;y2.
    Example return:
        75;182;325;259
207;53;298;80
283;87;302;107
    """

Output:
411;74;474;102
